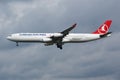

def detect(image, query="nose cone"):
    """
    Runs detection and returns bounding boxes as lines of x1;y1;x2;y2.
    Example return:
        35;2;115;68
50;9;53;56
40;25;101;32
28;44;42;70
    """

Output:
6;35;13;41
7;34;17;42
7;36;11;40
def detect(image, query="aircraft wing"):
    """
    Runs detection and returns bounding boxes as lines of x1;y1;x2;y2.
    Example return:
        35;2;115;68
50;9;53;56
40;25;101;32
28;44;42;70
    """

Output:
50;23;77;49
61;23;77;37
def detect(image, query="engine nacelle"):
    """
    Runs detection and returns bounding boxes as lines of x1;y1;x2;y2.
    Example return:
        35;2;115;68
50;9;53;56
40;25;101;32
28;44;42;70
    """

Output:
42;38;52;42
44;43;54;46
53;33;63;37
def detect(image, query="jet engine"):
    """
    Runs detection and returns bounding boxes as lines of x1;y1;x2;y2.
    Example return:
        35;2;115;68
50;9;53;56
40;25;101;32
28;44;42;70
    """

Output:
44;43;54;46
53;33;63;37
42;38;52;42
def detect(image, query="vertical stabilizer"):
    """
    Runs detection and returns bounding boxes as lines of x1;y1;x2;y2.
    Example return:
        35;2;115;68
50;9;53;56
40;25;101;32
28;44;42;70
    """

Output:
92;20;112;34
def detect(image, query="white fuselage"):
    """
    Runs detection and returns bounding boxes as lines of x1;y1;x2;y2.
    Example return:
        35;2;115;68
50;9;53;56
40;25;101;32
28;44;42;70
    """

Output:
7;33;101;43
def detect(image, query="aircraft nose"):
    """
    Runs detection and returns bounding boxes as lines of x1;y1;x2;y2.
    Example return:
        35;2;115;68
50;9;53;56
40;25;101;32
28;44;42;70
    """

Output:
6;35;12;40
7;36;11;40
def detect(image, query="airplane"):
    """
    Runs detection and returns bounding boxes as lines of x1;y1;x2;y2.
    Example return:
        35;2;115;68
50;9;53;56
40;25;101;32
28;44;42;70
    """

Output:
7;20;112;49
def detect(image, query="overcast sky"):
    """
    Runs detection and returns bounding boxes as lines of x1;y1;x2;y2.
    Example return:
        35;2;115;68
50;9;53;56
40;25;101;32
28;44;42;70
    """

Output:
0;0;120;80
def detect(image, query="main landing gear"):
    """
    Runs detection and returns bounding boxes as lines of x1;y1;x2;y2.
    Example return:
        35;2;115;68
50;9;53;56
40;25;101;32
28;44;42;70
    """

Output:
16;42;19;46
56;43;63;50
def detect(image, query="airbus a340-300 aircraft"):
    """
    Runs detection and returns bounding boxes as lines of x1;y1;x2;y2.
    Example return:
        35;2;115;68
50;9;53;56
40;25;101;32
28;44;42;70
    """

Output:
7;20;112;49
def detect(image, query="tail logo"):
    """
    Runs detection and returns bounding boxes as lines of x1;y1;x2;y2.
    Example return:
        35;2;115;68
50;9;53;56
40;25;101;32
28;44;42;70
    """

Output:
98;24;108;34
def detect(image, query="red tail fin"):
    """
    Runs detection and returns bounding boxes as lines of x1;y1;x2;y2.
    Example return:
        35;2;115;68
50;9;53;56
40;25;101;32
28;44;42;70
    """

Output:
92;20;112;34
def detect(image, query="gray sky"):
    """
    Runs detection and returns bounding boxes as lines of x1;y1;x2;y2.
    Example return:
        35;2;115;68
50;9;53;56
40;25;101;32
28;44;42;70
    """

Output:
0;0;120;80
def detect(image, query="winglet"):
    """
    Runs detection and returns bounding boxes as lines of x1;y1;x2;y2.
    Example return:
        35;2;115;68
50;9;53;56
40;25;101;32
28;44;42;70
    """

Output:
92;20;112;34
72;23;77;28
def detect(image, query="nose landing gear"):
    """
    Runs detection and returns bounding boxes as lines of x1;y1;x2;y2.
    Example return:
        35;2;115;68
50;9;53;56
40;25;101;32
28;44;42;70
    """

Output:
16;42;19;46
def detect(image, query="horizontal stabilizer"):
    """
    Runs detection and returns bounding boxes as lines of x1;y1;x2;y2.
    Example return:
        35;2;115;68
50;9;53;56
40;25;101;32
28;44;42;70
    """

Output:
100;32;112;38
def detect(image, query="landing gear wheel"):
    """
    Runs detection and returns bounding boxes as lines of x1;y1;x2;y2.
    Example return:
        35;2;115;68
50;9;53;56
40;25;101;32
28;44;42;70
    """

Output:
16;42;19;46
56;44;62;50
